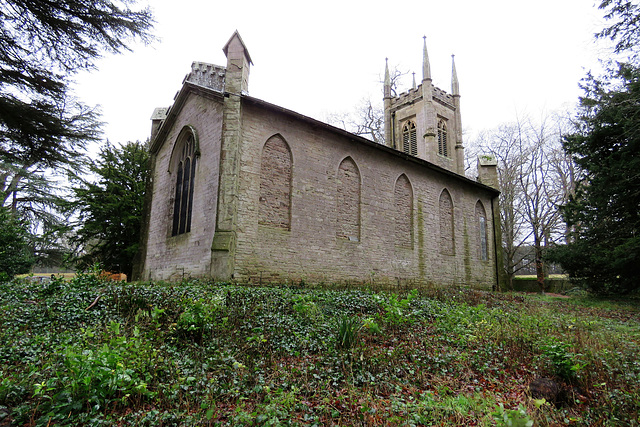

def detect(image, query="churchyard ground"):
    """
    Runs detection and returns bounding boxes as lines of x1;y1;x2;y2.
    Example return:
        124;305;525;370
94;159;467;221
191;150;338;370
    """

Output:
1;272;638;426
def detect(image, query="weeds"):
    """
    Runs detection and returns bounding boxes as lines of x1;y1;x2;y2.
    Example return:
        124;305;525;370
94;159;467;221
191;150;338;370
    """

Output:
30;321;158;424
380;288;419;326
541;338;587;383
492;403;534;427
0;275;639;425
335;314;363;350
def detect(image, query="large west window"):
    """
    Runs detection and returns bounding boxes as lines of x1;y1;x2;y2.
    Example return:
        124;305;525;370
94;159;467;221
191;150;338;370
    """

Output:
171;129;198;236
476;201;488;261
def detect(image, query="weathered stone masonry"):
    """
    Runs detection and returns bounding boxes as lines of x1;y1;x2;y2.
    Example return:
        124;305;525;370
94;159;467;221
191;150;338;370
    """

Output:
136;31;505;290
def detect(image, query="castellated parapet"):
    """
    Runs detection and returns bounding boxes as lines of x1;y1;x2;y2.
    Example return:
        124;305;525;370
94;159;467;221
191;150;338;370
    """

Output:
184;62;226;92
392;85;455;110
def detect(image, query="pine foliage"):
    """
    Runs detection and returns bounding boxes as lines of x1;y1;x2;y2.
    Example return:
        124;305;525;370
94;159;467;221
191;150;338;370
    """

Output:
549;1;640;293
0;206;34;279
0;0;154;168
67;141;149;279
0;0;153;267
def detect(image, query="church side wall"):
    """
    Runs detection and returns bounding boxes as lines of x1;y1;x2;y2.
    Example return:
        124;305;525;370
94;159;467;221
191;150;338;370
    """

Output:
233;103;497;289
142;94;223;280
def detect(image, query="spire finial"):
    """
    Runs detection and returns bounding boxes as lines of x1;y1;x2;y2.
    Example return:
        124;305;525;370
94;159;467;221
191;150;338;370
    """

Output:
384;57;391;98
422;36;431;81
412;72;416;90
384;57;390;85
451;54;459;96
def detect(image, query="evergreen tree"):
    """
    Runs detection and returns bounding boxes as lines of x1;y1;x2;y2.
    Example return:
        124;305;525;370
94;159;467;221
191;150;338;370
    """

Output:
0;0;154;266
549;64;640;294
67;141;149;279
1;0;153;175
548;1;640;293
0;206;34;280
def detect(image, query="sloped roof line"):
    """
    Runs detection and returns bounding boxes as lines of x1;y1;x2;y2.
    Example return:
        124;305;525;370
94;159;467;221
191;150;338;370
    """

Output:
152;82;498;195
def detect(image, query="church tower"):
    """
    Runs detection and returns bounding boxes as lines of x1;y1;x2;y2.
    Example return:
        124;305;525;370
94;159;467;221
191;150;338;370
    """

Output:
383;38;465;175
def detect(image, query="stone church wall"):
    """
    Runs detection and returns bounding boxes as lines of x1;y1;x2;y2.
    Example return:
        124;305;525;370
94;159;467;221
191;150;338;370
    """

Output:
142;93;224;280
232;101;497;288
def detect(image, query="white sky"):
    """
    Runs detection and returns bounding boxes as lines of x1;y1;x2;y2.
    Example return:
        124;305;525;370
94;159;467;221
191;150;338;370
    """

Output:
74;0;606;148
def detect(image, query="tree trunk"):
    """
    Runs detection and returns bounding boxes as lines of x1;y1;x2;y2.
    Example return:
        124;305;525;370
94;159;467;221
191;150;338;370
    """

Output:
534;233;545;294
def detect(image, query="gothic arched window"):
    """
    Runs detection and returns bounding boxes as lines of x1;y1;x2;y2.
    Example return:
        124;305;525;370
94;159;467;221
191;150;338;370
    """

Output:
402;121;417;156
171;129;198;236
439;189;454;255
259;135;292;229
337;157;361;241
437;119;448;157
394;174;413;248
476;201;488;261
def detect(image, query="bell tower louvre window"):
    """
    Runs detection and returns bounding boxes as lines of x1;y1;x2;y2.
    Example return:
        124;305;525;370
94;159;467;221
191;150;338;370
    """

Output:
437;119;448;157
402;121;417;156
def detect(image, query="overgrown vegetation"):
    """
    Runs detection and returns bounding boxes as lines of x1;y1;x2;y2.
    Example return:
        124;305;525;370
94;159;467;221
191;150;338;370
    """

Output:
1;273;638;426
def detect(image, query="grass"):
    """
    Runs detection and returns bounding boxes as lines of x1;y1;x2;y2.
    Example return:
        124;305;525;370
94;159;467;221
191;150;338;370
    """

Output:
17;272;76;280
0;272;639;426
513;275;568;280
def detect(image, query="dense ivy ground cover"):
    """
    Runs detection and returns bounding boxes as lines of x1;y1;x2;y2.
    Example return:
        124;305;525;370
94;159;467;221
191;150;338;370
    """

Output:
1;273;639;426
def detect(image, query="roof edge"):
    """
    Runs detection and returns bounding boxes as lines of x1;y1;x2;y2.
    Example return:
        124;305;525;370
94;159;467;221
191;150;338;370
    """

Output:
241;95;498;194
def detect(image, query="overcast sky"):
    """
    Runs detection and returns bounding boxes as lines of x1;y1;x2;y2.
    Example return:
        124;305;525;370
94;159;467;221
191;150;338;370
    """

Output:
74;0;606;148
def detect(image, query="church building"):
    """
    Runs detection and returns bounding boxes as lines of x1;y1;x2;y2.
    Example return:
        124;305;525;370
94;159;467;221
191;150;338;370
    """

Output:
135;31;504;289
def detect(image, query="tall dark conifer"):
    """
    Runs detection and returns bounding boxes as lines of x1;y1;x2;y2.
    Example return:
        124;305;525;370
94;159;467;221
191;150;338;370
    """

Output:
0;0;154;266
67;141;149;278
1;0;154;170
548;0;640;293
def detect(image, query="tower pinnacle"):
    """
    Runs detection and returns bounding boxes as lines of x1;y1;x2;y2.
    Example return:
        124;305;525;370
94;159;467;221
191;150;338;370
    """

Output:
451;54;459;96
422;36;431;81
384;57;391;99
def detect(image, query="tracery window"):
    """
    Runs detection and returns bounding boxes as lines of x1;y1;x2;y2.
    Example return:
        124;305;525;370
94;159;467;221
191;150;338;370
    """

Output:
259;135;292;229
171;130;198;236
439;189;454;255
337;157;361;241
476;201;488;261
402;121;417;156
394;174;413;248
437;119;448;157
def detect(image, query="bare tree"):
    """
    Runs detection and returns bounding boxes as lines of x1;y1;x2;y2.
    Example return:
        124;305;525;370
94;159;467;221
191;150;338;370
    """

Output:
475;125;531;289
474;114;577;291
327;98;384;144
326;65;409;145
386;65;411;98
546;119;580;242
